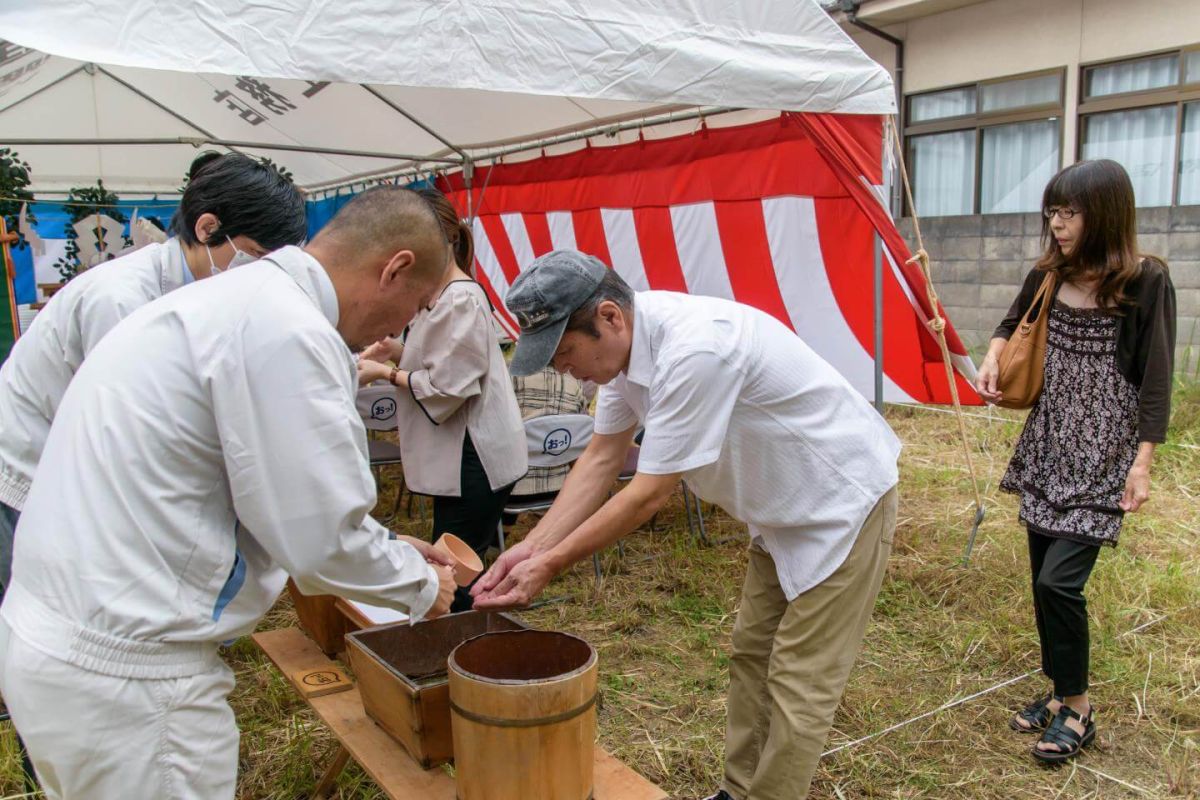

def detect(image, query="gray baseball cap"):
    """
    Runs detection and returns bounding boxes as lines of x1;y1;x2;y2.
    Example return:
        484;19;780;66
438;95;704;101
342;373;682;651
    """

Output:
507;250;607;377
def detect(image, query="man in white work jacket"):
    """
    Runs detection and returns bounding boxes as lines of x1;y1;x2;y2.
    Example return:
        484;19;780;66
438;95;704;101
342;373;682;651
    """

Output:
0;153;307;596
474;251;900;800
0;186;457;800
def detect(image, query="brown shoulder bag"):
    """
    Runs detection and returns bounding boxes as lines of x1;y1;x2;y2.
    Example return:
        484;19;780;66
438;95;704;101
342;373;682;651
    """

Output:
995;272;1056;410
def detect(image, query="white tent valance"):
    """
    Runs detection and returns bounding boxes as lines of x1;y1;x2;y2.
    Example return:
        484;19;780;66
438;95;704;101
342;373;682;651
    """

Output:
0;0;895;193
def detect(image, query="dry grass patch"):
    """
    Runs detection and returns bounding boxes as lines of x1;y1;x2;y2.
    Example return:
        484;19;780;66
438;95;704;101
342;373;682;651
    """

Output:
1;387;1196;798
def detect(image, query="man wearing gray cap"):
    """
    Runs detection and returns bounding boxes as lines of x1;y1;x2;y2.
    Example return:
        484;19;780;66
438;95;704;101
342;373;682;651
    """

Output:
473;250;901;800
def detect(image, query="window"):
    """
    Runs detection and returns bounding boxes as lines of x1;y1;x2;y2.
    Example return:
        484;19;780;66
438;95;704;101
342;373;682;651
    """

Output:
1082;106;1177;206
1079;48;1200;206
1186;50;1200;85
910;130;975;216
981;119;1060;213
1085;53;1179;98
981;73;1061;113
1181;102;1200;205
906;71;1064;216
910;87;975;123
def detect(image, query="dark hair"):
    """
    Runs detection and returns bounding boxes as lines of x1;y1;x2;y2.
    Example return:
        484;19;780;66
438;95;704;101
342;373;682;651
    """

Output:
187;151;224;181
1037;159;1155;310
565;268;634;338
171;153;307;250
311;185;447;282
414;187;474;275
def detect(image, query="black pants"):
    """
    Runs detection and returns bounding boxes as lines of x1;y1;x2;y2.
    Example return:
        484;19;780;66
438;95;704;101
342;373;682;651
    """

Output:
1028;530;1102;697
433;434;514;613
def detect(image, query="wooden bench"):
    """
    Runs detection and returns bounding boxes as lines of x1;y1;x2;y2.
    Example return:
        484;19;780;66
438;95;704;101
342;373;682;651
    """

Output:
253;627;668;800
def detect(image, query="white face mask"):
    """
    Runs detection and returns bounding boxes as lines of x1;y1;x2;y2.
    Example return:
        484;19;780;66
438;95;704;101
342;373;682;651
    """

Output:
205;236;257;274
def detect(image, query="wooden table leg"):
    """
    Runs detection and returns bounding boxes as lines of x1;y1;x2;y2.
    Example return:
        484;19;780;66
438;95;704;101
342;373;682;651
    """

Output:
313;744;351;799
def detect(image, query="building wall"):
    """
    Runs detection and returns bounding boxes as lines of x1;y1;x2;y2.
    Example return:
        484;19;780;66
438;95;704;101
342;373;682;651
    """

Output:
897;208;1200;376
850;0;1200;376
853;0;1200;159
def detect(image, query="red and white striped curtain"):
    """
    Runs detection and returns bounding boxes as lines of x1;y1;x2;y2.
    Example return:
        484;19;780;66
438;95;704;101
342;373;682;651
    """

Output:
440;113;979;405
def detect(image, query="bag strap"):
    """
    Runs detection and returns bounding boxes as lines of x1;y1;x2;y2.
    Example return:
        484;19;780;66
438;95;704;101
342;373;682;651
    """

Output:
1024;272;1057;325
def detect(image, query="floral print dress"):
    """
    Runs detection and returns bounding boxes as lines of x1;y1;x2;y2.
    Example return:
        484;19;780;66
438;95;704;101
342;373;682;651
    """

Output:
1000;300;1140;546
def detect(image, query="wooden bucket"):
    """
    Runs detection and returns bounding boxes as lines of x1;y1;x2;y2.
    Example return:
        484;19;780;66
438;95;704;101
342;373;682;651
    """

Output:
448;630;598;800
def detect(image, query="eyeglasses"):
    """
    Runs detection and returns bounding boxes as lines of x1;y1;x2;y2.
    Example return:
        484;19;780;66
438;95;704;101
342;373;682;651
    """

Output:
1043;206;1081;220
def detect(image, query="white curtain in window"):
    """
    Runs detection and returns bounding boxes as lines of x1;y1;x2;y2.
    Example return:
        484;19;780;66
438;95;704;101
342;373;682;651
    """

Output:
981;120;1060;213
1181;102;1200;205
1083;106;1177;207
981;74;1060;113
910;88;976;123
911;130;976;216
1186;51;1200;84
1086;54;1178;98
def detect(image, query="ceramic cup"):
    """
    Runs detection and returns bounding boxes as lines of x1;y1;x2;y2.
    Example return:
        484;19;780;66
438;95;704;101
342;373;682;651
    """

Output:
434;532;484;587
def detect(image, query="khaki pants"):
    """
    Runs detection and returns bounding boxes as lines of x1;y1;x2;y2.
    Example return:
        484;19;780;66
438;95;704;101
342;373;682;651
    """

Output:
723;487;897;800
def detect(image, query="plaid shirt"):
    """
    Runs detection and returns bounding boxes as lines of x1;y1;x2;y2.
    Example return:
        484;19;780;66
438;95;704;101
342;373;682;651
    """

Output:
511;368;588;496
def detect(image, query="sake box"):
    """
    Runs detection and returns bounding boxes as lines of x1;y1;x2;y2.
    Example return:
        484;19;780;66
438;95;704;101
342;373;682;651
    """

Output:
344;611;528;767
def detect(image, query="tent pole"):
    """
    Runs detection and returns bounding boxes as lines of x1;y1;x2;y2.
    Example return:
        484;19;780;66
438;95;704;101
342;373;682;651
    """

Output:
1;137;460;164
873;126;888;413
95;67;219;140
873;230;883;413
0;64;87;116
302;105;744;195
359;86;468;164
475;106;738;164
463;159;475;221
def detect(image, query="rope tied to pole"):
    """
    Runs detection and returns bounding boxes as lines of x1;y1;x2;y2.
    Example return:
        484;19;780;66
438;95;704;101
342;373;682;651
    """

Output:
885;118;987;565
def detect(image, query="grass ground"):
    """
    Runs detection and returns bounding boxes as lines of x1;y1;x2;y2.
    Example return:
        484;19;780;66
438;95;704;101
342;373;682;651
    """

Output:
1;386;1197;799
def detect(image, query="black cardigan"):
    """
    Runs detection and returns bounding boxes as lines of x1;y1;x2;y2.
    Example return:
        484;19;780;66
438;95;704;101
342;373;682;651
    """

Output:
992;260;1177;443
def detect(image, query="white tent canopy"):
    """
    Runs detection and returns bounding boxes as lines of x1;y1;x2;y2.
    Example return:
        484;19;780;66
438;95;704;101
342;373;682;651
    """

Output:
0;0;895;194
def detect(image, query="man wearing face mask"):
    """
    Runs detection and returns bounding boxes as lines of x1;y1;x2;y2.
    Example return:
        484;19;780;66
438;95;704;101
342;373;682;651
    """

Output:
0;187;457;799
0;153;306;597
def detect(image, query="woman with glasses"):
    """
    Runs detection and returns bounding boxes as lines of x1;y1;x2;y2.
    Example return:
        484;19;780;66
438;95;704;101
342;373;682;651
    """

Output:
975;159;1176;763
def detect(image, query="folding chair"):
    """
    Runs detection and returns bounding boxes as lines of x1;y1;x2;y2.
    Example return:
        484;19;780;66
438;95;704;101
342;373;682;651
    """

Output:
355;384;409;518
616;438;706;543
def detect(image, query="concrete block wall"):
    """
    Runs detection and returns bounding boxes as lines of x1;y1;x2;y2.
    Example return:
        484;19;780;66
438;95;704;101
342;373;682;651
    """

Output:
897;206;1200;378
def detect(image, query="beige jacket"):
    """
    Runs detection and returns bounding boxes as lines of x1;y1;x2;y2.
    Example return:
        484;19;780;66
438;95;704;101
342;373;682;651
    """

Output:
396;280;527;497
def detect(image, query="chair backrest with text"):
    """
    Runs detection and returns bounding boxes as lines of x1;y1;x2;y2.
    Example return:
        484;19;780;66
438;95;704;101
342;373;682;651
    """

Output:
523;413;594;470
356;384;400;432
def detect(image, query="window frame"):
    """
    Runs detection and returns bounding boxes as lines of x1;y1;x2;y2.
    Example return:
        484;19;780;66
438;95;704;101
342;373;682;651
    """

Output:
1078;46;1200;207
904;68;1067;216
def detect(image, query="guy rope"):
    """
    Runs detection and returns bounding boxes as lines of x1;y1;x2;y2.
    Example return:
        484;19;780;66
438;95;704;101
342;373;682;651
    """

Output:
885;117;987;565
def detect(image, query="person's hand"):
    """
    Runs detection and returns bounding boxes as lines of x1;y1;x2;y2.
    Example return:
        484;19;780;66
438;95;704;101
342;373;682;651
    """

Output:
472;553;555;610
470;539;537;599
1119;465;1150;512
424;564;456;619
360;336;403;365
395;534;456;568
975;355;1003;404
356;358;391;387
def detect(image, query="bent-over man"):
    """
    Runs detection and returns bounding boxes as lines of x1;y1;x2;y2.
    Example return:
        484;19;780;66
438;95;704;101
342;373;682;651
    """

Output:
474;250;900;800
0;187;457;799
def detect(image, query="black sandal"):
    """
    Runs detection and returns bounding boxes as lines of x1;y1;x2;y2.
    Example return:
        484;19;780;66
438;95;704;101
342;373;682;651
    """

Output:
1032;704;1095;763
1010;692;1061;733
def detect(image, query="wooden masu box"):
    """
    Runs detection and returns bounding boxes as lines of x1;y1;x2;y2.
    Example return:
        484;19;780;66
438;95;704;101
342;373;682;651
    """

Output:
344;612;528;768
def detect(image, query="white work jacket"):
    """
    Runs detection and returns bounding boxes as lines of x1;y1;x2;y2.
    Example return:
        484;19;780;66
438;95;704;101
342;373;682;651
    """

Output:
1;247;439;679
0;240;193;511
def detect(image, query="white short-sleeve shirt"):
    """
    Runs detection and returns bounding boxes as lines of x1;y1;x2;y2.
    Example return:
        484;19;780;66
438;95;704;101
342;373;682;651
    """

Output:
595;291;900;599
